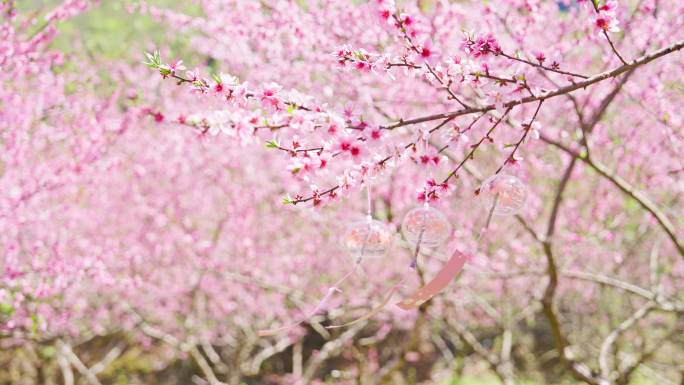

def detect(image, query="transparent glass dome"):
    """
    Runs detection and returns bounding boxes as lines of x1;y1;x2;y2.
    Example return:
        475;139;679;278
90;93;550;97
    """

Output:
401;206;451;249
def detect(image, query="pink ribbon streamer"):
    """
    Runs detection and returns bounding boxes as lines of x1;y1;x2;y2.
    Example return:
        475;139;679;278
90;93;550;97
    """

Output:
396;249;469;310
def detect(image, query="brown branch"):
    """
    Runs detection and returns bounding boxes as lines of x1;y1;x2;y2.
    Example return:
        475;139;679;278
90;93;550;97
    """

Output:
498;51;589;79
289;39;684;206
393;14;471;109
539;156;601;385
599;302;655;381
382;39;684;131
433;140;544;242
56;349;75;385
616;327;681;384
540;135;684;259
124;304;228;385
442;108;512;184
300;322;366;384
291;115;457;205
585;69;636;131
576;68;636;157
444;315;500;367
56;340;103;385
494;100;543;174
562;270;652;301
602;30;628;65
166;73;312;112
242;337;293;376
437;113;485;154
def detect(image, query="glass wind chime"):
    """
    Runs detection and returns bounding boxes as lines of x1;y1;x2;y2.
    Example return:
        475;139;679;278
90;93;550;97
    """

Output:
259;136;528;336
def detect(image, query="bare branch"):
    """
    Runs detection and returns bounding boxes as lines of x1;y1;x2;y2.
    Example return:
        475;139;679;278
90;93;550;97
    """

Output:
498;51;589;79
56;340;103;385
599;302;655;380
383;39;684;131
301;322;367;384
541;135;684;258
243;337;293;375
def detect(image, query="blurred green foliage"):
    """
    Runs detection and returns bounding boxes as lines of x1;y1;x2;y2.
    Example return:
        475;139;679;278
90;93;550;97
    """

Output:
20;0;201;64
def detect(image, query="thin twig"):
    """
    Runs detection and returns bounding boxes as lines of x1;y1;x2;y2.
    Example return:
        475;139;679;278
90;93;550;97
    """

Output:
383;39;684;131
498;51;589;79
541;135;684;258
442;108;512;184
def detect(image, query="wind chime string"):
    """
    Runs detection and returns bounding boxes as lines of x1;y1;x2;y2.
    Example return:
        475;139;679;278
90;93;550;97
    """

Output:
325;282;403;329
398;160;523;311
366;178;372;218
327;172;526;329
259;182;379;336
329;133;442;326
477;193;499;242
413;131;431;268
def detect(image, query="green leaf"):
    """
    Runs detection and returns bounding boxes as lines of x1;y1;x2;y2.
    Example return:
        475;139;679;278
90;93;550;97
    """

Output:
0;303;13;316
265;139;280;149
282;196;294;205
211;73;222;84
143;50;161;68
624;197;639;211
661;112;670;123
353;50;367;61
31;314;39;334
40;346;57;359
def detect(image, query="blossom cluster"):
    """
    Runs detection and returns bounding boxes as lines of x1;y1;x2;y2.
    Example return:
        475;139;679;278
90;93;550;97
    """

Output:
591;0;621;32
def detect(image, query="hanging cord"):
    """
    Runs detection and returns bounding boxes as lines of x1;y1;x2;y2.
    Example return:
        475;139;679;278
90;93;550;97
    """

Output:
260;182;375;336
357;180;373;265
366;179;373;219
422;132;432;196
476;193;499;243
411;130;432;269
409;227;426;269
